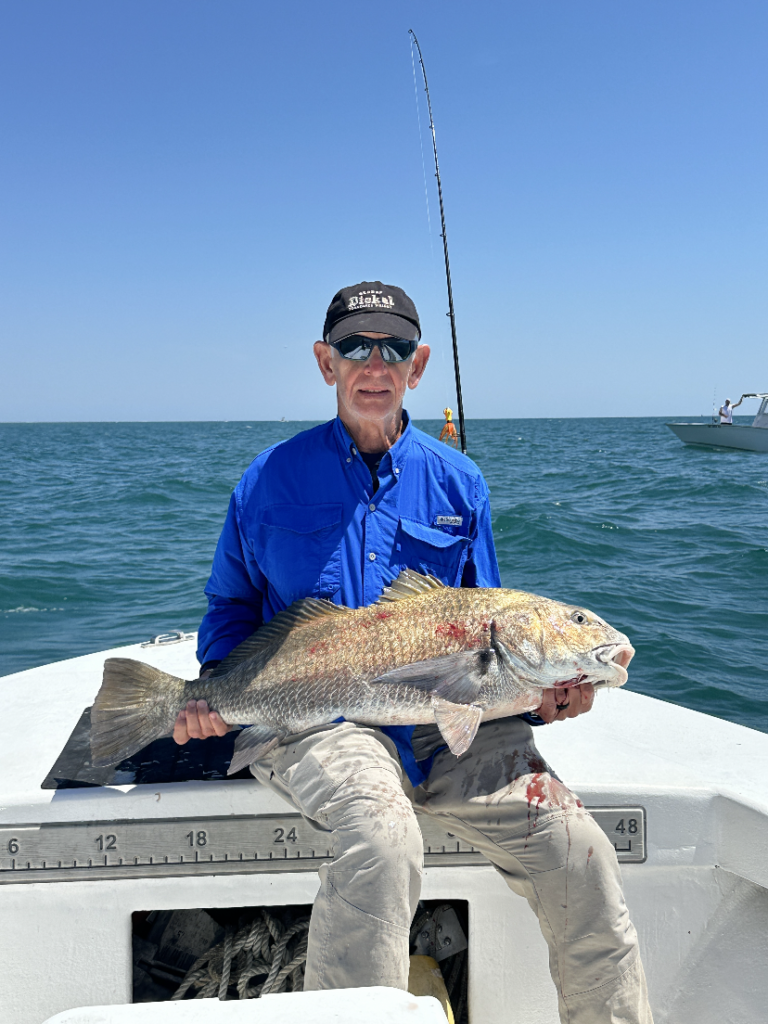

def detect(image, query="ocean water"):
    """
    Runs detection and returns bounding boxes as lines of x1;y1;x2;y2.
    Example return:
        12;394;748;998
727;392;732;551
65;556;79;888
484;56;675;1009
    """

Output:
1;418;766;733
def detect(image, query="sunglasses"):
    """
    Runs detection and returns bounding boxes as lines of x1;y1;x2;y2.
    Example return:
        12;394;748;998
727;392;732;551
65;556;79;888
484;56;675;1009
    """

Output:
330;335;418;363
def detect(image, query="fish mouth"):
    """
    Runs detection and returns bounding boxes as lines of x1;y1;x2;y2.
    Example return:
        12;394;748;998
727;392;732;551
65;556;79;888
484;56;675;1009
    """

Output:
594;643;635;669
590;642;635;687
553;644;635;690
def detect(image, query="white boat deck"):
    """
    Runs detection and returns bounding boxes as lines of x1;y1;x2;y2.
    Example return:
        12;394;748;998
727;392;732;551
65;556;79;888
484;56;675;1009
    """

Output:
2;636;767;1024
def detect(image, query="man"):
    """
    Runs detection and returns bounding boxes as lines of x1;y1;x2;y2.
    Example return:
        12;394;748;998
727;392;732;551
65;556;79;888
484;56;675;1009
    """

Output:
718;396;744;423
175;281;653;1023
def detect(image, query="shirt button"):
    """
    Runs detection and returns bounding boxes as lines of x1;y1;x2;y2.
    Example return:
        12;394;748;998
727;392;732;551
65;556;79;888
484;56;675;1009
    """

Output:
346;457;352;463
369;552;376;561
369;503;376;512
394;468;400;475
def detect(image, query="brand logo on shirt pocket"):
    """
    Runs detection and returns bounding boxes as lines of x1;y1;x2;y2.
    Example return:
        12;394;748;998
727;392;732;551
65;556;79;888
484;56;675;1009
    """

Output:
398;516;469;585
435;515;463;527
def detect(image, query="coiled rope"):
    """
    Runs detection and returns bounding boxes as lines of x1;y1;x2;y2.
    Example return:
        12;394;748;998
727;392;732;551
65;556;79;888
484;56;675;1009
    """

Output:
172;909;310;1001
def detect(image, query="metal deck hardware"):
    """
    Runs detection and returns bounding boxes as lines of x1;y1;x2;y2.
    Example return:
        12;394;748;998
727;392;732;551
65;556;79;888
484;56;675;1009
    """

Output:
140;631;195;647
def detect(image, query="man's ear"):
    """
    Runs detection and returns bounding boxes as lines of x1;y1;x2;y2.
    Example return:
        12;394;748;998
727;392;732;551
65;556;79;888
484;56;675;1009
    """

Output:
407;344;431;390
314;341;336;386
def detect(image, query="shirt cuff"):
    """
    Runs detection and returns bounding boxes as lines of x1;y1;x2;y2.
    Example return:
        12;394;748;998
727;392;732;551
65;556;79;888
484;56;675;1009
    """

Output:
519;712;547;726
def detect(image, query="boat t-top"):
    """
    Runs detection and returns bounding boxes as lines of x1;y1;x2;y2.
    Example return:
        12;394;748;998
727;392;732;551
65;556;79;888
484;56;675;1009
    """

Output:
667;393;768;452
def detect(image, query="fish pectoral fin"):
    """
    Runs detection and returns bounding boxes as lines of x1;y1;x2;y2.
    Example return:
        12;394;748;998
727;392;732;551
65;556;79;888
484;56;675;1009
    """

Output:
370;649;498;706
227;725;283;776
431;695;483;757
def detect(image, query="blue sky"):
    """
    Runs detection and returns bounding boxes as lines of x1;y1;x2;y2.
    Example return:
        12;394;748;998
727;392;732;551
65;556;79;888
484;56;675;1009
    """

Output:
1;0;766;421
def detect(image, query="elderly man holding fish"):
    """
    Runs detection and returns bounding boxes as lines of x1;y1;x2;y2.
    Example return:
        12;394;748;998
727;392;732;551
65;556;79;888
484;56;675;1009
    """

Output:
93;282;652;1023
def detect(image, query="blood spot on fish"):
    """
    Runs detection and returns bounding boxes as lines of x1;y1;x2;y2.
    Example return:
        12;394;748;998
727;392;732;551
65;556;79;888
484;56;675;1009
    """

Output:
587;845;594;865
435;622;468;642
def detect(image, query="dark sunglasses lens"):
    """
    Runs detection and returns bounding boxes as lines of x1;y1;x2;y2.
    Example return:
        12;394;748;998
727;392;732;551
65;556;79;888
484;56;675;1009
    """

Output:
380;339;416;362
334;336;415;362
334;337;372;359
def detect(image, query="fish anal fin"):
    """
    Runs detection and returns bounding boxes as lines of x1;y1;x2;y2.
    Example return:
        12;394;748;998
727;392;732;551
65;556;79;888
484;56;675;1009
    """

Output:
377;569;445;604
431;695;483;757
227;725;283;775
211;598;349;677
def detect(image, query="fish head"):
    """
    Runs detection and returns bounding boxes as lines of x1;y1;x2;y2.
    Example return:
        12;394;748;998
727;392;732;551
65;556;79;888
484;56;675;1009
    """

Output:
492;594;635;690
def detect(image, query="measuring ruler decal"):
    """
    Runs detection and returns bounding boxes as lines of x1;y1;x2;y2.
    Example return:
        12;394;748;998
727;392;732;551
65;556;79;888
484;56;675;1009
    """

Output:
0;807;645;884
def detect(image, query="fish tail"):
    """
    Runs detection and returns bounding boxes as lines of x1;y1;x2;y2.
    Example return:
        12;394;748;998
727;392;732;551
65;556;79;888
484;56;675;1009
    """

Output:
90;657;187;767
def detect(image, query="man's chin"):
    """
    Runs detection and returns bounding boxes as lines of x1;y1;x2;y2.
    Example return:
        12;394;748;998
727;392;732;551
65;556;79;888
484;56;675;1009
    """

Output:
352;394;398;415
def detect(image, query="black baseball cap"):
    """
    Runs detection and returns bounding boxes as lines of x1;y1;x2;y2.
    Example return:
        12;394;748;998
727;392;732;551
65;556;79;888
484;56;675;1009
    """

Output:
323;281;421;344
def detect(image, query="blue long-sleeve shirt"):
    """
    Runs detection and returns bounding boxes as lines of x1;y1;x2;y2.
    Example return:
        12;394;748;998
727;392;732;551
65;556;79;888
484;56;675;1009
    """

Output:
198;412;502;783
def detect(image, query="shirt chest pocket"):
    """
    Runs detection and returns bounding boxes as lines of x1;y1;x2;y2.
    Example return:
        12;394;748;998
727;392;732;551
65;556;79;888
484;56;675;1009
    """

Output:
256;504;342;605
397;516;470;586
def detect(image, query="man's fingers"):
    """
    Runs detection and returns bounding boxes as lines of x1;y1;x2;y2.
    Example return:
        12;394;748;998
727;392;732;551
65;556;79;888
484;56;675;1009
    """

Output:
564;683;595;718
534;689;558;724
173;697;232;745
183;699;203;738
208;711;231;737
173;710;189;745
535;683;596;724
195;700;218;739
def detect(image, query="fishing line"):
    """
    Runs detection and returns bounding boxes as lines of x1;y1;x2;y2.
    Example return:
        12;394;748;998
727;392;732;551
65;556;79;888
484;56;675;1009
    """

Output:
409;29;468;453
410;35;450;413
411;38;436;265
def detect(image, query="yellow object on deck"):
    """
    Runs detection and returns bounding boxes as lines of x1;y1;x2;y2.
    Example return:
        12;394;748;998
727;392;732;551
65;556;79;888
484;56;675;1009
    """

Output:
408;955;455;1024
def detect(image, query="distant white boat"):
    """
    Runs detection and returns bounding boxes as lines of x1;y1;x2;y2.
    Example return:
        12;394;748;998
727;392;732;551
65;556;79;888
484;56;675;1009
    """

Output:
667;393;768;452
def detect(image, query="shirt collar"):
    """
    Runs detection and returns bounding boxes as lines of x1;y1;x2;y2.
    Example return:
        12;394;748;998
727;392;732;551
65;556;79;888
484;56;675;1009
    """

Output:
333;411;414;476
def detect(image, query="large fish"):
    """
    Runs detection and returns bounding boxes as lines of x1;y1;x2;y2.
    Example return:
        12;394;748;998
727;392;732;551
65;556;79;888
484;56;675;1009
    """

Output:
90;571;634;775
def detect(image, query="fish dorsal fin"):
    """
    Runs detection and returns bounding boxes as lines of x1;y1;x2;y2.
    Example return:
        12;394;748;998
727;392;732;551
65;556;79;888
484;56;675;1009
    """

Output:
210;597;349;677
377;569;446;604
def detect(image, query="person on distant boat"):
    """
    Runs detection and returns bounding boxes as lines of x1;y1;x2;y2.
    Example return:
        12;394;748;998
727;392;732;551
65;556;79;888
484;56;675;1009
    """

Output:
174;280;654;1024
719;396;744;424
438;406;459;447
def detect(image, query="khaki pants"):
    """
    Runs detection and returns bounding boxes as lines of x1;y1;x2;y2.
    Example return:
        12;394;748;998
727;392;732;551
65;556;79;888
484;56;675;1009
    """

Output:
250;718;653;1024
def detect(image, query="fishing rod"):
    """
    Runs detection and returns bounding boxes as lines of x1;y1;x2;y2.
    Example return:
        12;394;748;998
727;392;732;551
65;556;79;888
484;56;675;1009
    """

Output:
409;29;468;455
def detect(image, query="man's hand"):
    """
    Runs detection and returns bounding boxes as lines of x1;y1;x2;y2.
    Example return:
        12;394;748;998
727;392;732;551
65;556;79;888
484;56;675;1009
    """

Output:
173;670;233;745
534;683;595;724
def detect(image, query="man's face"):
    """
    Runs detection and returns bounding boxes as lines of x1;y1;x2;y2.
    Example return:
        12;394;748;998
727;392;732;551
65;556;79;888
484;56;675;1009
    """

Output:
313;332;431;426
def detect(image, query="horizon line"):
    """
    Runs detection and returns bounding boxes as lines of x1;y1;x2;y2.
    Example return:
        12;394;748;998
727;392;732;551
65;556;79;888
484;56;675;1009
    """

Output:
0;414;739;425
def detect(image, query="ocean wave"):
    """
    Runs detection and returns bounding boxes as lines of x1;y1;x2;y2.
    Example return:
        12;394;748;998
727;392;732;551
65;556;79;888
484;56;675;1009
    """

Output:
2;607;65;613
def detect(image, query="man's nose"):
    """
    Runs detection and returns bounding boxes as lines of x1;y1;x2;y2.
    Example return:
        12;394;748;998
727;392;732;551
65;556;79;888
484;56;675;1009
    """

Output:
363;345;387;371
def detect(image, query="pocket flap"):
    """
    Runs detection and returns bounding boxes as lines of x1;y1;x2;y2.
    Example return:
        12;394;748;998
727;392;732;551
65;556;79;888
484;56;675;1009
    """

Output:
399;517;467;549
261;503;342;534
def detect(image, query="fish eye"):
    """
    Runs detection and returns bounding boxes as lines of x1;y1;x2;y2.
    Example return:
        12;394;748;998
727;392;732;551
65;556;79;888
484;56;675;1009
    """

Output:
570;610;588;625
